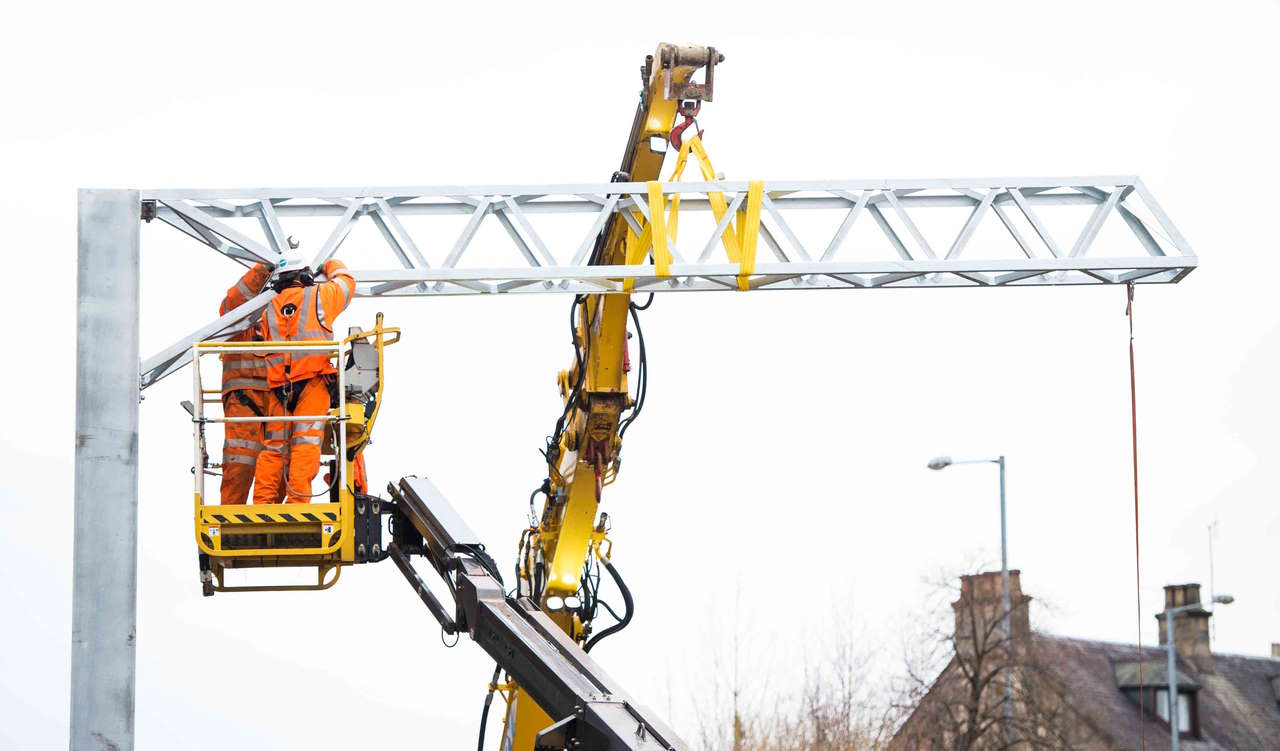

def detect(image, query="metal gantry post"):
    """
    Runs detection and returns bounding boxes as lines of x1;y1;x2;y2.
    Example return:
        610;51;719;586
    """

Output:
71;189;141;751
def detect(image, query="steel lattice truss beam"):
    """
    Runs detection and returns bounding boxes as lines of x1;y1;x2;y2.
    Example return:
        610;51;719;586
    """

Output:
140;176;1195;387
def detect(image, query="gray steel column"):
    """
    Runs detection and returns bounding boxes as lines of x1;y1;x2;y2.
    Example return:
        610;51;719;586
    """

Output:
71;189;140;751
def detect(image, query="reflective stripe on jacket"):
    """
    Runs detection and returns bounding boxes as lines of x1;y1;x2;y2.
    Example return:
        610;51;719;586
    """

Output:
219;264;272;394
260;259;355;386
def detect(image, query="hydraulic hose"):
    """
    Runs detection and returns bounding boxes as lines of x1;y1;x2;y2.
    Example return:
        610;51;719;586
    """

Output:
584;560;633;653
551;296;588;451
476;663;503;751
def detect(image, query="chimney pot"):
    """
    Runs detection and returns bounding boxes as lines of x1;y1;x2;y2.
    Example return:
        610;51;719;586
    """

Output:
1164;582;1201;610
1271;643;1280;659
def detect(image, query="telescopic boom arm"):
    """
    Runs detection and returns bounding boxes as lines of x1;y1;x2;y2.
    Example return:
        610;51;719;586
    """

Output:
386;476;687;750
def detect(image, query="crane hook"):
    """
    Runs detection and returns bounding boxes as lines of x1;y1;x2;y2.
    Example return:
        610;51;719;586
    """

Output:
670;100;703;150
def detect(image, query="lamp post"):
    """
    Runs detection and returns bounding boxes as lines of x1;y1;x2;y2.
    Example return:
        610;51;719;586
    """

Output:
1164;594;1233;751
927;455;1011;744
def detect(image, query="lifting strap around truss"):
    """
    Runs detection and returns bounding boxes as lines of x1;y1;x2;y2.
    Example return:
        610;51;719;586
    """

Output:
642;134;764;290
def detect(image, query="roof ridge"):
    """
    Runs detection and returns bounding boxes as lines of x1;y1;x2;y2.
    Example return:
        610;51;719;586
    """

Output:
1037;633;1280;664
1205;649;1280;663
1035;633;1164;652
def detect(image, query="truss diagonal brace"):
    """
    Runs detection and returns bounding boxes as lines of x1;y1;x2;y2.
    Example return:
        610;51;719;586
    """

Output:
161;200;279;266
140;290;275;389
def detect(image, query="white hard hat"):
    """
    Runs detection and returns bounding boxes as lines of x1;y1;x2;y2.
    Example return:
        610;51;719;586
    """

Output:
274;237;312;275
275;253;311;274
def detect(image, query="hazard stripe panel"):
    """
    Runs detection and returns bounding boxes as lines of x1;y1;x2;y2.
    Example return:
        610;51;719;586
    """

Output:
200;503;343;525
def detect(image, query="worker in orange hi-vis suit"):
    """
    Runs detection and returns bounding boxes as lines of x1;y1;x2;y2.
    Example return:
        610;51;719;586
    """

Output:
218;263;276;505
251;255;356;504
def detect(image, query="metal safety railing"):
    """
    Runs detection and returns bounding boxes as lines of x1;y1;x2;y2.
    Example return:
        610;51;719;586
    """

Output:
190;339;348;525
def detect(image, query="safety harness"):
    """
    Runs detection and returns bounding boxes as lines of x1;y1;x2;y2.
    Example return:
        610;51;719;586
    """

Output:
227;389;265;417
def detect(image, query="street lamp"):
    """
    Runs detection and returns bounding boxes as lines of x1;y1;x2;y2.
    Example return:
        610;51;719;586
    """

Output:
1164;594;1233;751
927;455;1010;743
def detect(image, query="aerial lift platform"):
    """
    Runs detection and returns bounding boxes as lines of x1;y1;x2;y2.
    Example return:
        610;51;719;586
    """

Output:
189;318;399;593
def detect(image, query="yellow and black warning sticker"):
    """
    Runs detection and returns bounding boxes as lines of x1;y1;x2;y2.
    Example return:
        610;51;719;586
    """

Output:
207;510;339;524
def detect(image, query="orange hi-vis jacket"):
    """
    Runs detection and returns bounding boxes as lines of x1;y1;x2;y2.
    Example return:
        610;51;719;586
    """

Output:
219;264;273;394
260;259;356;387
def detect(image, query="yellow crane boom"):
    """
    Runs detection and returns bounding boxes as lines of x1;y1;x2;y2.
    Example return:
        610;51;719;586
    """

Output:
506;43;724;747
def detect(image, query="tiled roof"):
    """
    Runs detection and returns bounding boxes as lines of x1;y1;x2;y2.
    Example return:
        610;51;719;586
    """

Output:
1034;634;1280;750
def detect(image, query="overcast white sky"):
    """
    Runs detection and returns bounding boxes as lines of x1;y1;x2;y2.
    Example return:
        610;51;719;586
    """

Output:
3;1;1279;748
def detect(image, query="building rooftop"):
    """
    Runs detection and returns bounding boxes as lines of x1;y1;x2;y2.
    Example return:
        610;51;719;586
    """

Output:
1034;631;1280;749
892;573;1280;751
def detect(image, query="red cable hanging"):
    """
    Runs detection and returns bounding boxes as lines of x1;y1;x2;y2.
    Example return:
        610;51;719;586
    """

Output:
1127;282;1146;749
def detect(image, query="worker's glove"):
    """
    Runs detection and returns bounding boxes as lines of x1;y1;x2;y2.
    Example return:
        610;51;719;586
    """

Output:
320;259;347;280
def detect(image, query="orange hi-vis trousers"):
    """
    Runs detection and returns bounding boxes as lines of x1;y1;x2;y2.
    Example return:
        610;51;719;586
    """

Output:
220;390;280;505
252;377;330;505
325;452;367;495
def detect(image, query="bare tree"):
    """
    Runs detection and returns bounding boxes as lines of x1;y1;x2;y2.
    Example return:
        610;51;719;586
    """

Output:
692;606;890;751
886;570;1093;751
690;571;1098;751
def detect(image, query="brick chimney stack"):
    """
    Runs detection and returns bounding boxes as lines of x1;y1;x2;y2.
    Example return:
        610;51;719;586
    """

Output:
952;570;1031;659
1156;583;1214;672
